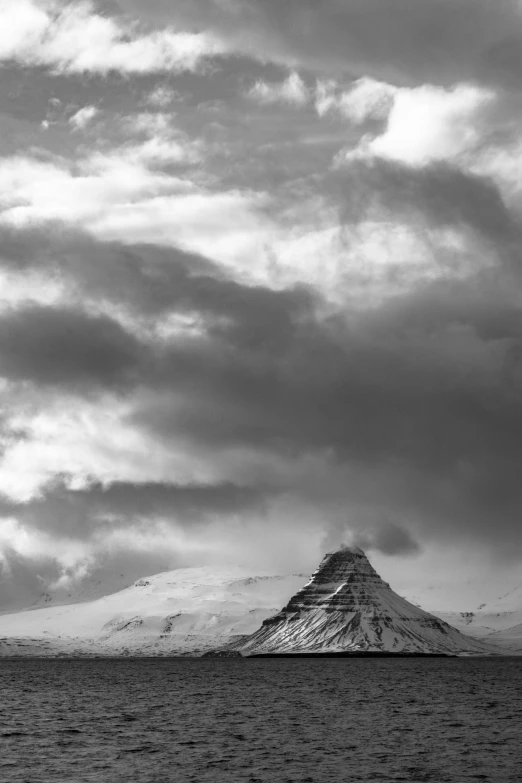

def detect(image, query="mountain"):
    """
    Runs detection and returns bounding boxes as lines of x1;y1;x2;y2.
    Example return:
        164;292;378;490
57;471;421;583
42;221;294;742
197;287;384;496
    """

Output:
0;567;307;656
433;584;522;651
224;547;503;656
488;621;522;651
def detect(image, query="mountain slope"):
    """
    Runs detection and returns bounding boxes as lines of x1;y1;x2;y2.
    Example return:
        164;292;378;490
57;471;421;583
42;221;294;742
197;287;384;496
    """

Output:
433;584;522;650
0;567;307;656
228;548;502;656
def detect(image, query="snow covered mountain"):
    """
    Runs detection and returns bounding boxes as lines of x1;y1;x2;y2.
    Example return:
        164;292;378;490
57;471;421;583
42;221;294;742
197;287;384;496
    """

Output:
225;547;503;656
0;567;307;656
433;584;522;651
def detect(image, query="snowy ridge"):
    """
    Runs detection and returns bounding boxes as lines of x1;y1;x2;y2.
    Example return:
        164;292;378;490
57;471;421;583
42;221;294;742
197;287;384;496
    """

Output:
227;549;503;656
0;567;307;657
433;584;522;651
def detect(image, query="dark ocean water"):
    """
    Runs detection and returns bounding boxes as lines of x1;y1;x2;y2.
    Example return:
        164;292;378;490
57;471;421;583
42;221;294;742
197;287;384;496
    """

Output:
1;658;521;783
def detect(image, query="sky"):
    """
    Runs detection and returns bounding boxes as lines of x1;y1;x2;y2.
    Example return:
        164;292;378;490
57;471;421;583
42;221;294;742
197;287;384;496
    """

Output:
1;0;522;610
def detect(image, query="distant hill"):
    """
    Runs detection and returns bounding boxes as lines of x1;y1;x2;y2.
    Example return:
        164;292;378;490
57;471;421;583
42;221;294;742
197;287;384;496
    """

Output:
433;583;522;652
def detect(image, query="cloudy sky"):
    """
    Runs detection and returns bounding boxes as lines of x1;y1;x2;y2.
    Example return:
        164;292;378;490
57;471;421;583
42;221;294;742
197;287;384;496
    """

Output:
1;0;522;610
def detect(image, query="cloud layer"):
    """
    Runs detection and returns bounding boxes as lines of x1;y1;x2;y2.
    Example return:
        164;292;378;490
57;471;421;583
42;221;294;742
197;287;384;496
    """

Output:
1;0;522;604
115;0;522;86
0;0;225;74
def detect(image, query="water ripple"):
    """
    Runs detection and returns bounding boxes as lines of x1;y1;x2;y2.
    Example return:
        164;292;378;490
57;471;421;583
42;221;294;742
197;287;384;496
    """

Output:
0;658;521;782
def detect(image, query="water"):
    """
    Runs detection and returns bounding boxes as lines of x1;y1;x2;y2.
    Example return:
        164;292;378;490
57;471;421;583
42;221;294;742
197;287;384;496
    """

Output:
1;658;521;782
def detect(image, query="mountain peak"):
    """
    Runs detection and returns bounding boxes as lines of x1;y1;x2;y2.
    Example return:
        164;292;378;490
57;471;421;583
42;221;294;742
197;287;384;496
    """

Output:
306;546;386;592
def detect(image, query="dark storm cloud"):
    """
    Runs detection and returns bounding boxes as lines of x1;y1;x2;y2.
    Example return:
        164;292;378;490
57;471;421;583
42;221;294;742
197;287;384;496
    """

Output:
0;545;179;613
332;158;516;242
0;226;214;316
0;304;143;390
0;548;63;611
0;226;315;328
0;480;268;539
143;274;522;471
0;228;317;409
0;223;319;397
353;524;422;557
118;0;522;88
130;267;522;552
1;154;522;555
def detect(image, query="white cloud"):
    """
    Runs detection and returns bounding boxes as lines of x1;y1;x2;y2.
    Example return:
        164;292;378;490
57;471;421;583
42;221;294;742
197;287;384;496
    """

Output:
120;113;203;164
0;393;216;503
0;149;273;272
0;0;226;74
0;268;65;312
342;83;495;166
271;215;482;308
0;146;480;311
248;71;309;107
472;138;522;207
146;85;181;108
128;137;201;164
0;153;178;225
0;516;88;568
0;132;490;306
91;189;272;269
315;78;397;124
69;105;99;130
124;112;173;136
